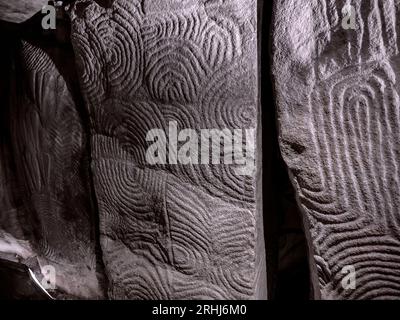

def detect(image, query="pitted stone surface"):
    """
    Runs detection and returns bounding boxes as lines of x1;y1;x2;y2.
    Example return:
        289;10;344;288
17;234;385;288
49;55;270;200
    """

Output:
273;0;400;299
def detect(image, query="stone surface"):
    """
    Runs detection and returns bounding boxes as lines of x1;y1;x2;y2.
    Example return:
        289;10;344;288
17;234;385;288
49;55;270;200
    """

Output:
273;0;400;299
0;30;104;298
69;0;264;299
0;1;48;23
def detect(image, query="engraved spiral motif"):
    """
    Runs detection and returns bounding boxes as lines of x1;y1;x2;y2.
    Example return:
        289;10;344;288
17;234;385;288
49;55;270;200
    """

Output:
69;0;259;300
70;0;143;103
143;9;242;104
304;61;400;299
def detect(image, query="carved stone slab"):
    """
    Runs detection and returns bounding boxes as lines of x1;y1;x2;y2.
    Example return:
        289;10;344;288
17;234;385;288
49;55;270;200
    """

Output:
0;39;104;299
69;0;264;299
273;0;400;299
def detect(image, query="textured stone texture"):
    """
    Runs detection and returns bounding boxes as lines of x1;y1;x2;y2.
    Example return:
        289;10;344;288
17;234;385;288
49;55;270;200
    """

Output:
0;1;48;23
273;0;400;299
0;33;104;298
69;0;264;299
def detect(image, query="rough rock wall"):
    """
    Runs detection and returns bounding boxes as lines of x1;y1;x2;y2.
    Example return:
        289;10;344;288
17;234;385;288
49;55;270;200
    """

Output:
68;0;264;299
0;36;104;298
273;0;400;299
0;1;48;23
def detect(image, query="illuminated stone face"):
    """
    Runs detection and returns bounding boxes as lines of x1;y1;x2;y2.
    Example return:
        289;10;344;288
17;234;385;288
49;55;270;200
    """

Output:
273;0;400;299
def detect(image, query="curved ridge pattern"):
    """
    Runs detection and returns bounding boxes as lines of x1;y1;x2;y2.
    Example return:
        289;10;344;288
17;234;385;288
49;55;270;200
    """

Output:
273;0;400;300
0;39;104;298
70;0;262;299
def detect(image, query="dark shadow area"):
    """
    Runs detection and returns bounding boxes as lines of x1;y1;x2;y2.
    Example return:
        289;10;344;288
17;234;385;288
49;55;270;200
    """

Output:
261;0;311;300
0;259;50;300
